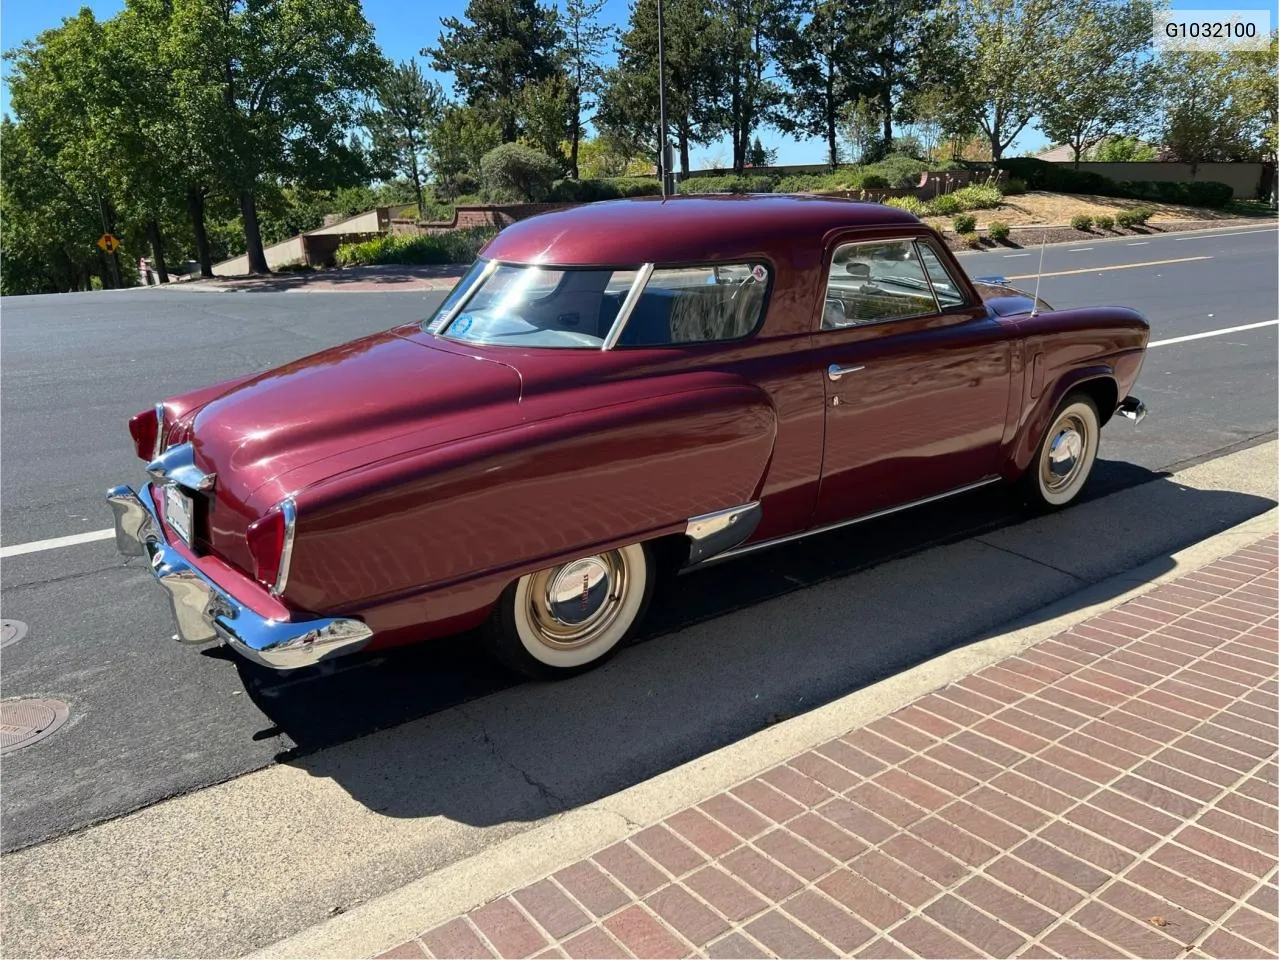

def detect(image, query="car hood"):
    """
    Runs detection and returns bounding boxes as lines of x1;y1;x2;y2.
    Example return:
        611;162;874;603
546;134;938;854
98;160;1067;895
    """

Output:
190;325;522;507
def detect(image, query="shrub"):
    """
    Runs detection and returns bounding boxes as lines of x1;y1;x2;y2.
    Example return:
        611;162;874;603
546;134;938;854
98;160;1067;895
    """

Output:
1114;208;1140;228
928;194;962;215
987;221;1011;243
960;231;982;249
999;178;1028;196
1094;214;1115;231
615;177;663;197
549;178;621;202
774;173;825;193
1185;181;1233;208
883;196;929;216
335;227;498;267
1070;214;1094;231
1131;205;1155;223
864;153;930;188
860;173;891;189
953;213;977;233
951;184;1003;210
677;174;775;195
479;143;561;202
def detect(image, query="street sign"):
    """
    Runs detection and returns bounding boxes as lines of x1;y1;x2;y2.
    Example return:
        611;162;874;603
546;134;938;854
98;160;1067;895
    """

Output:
97;233;121;254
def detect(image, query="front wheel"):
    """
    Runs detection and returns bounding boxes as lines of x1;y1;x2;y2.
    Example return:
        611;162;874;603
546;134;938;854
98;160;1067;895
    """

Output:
1020;394;1101;510
483;542;655;679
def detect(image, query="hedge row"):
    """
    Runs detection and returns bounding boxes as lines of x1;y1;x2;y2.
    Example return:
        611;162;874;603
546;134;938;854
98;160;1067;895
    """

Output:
995;157;1232;208
335;227;498;267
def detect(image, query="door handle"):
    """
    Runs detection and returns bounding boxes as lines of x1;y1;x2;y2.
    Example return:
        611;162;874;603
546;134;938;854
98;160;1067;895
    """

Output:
828;363;865;381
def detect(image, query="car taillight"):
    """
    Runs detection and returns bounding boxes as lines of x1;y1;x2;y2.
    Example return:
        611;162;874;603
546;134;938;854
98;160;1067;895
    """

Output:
245;498;297;596
129;403;167;461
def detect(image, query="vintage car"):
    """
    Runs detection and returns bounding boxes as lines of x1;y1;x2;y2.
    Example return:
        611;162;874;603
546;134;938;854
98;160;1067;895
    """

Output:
108;196;1148;678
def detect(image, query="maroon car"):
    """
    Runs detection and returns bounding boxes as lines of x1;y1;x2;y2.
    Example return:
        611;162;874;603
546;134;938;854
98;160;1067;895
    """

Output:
108;196;1148;678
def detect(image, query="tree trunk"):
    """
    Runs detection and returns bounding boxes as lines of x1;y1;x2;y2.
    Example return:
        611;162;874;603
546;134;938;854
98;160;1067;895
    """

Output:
239;188;270;275
825;64;838;168
678;129;690;175
187;186;214;278
569;90;582;179
409;156;426;219
880;83;893;151
145;218;170;283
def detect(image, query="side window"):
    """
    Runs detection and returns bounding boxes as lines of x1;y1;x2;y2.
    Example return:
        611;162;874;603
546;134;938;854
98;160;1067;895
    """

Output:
822;239;940;329
916;241;971;309
617;262;770;347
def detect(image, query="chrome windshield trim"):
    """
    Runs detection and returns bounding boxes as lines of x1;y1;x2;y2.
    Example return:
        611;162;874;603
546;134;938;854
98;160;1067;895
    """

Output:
153;402;168;458
433;259;497;336
601;263;655;350
271;497;298;597
146;442;216;491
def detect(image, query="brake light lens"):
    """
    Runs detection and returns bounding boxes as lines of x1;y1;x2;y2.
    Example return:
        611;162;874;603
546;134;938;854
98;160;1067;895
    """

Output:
128;403;166;461
245;499;297;596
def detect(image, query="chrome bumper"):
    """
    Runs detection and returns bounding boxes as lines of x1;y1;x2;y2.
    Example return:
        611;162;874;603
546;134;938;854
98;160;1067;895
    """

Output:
106;484;371;670
1117;395;1148;424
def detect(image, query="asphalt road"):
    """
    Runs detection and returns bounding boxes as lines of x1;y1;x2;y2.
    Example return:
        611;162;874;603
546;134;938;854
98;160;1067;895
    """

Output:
1;223;1275;855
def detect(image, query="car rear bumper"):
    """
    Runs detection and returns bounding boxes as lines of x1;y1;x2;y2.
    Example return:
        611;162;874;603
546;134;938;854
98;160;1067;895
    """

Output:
106;483;371;670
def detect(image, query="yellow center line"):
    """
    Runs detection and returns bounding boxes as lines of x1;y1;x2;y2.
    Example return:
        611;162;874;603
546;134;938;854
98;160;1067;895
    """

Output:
1006;255;1213;281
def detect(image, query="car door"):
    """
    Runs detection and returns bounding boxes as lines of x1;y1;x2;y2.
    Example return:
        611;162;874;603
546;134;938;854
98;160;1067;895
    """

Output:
813;234;1012;526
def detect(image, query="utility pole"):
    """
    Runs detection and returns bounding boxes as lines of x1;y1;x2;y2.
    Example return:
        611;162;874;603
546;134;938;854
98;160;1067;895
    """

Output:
656;0;671;197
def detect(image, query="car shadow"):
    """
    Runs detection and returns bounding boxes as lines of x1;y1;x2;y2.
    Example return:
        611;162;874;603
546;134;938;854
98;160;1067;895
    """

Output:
232;461;1272;827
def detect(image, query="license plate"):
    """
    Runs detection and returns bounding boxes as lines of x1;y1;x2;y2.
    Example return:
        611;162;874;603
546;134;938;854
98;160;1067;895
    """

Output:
164;484;193;545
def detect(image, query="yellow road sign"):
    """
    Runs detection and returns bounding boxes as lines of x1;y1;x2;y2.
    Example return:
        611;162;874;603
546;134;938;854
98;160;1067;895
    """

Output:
97;233;121;254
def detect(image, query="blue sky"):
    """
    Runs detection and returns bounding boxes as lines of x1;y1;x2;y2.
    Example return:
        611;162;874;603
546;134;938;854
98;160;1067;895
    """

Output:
2;0;1275;167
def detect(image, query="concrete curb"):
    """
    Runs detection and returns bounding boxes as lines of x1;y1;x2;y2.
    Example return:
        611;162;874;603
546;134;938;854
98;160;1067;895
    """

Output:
259;504;1278;960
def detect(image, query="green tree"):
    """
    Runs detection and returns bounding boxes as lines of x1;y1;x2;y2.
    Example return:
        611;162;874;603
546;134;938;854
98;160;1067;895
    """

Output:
838;96;883;163
713;0;788;173
575;134;647;177
560;0;614;178
1231;33;1279;171
1160;51;1259;174
939;0;1060;161
1040;0;1158;167
517;74;574;166
426;0;563;143
599;0;723;176
847;0;941;152
1088;135;1158;162
167;0;386;273
773;0;859;167
365;60;445;217
428;104;503;197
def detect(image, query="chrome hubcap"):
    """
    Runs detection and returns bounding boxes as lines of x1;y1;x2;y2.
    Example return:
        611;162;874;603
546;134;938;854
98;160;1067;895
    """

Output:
528;551;628;649
1043;415;1087;491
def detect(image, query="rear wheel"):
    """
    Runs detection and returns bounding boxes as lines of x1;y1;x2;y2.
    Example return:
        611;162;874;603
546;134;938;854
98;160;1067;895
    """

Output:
483;542;654;679
1021;394;1101;511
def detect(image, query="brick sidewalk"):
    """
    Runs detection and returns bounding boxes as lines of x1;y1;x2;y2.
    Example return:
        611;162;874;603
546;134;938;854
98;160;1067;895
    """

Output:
382;537;1278;960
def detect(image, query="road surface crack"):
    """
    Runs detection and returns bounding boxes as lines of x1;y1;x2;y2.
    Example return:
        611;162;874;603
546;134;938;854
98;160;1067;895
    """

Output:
456;704;568;810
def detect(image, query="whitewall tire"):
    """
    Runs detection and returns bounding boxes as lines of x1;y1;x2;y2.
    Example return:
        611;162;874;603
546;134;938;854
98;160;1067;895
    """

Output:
1023;394;1101;510
485;542;654;679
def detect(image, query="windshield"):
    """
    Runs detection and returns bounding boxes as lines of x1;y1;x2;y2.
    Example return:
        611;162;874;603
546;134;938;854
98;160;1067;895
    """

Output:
437;259;772;349
440;262;640;348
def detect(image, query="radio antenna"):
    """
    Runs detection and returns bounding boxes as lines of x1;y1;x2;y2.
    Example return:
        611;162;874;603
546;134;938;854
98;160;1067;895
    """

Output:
1029;228;1048;317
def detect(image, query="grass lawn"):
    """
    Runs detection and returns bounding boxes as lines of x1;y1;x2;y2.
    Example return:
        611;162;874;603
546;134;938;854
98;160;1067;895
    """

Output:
918;191;1277;230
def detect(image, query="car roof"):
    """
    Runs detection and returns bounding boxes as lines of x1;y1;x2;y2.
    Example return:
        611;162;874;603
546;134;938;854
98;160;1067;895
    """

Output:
479;194;923;267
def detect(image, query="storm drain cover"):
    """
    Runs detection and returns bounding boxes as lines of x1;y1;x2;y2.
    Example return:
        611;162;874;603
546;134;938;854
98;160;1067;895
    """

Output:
1;620;28;649
1;699;69;755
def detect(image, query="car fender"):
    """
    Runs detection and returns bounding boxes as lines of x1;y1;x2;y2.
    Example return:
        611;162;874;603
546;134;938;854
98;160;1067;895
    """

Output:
285;373;778;618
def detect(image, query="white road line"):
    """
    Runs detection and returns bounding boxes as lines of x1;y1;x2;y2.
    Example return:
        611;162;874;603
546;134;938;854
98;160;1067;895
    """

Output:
1149;319;1279;348
1;528;115;558
1127;241;1150;246
1069;247;1094;252
4;318;1277;560
1175;228;1279;241
1003;253;1032;258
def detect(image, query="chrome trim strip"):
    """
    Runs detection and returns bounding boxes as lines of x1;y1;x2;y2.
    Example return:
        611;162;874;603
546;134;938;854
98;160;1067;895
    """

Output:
153;402;168;458
685;501;762;564
106;484;372;669
271;497;297;597
435;258;497;336
698;477;1002;566
601;263;655;350
146;442;216;491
